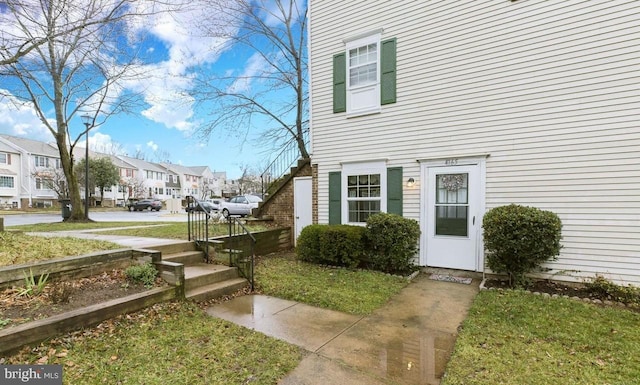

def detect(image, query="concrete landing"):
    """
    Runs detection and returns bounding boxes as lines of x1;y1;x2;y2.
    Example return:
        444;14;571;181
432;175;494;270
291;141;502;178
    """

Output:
206;273;479;385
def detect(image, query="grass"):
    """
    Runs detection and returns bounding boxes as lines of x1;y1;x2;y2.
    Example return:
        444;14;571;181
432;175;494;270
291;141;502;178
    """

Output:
10;221;267;240
255;253;409;315
442;290;640;385
3;301;302;385
8;221;162;232
0;232;121;267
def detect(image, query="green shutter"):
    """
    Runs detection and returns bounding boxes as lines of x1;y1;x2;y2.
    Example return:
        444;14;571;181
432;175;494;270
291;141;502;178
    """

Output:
380;38;397;105
328;171;342;224
387;167;402;215
333;53;346;113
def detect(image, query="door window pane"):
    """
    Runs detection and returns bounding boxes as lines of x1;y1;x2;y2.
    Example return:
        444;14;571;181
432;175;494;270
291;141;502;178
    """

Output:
435;173;468;236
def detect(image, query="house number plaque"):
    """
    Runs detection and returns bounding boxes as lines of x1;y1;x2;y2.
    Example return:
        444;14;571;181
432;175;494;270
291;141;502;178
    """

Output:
444;158;458;166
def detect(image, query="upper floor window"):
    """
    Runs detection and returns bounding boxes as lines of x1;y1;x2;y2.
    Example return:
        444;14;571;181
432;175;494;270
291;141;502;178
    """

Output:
333;32;396;116
34;155;49;168
0;153;10;165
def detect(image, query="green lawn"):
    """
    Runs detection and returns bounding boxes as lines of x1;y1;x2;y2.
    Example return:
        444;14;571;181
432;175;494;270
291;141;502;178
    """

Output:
10;221;266;241
0;232;121;266
4;302;302;385
255;253;409;315
442;290;640;385
8;221;162;232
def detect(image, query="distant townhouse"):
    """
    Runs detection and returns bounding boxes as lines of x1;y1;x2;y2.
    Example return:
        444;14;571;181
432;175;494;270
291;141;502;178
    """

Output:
0;134;62;208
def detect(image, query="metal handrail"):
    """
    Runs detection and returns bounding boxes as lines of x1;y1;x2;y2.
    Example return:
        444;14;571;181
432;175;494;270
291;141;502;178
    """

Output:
260;138;309;197
226;216;256;290
186;195;212;262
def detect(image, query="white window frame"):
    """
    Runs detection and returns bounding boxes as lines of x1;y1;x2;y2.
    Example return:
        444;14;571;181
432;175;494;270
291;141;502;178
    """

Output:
0;175;14;188
341;161;387;225
345;32;381;117
0;153;7;164
34;156;48;168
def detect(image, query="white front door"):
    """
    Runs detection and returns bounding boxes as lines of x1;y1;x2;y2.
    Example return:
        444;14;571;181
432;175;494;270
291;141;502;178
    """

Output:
294;177;312;245
425;164;481;270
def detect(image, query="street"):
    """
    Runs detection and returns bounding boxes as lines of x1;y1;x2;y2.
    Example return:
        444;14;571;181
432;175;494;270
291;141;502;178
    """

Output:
0;209;188;227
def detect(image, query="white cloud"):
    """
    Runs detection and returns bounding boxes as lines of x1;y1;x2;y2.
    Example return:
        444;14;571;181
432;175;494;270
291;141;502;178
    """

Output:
0;92;54;141
227;53;268;94
123;1;239;131
146;141;159;151
90;132;126;155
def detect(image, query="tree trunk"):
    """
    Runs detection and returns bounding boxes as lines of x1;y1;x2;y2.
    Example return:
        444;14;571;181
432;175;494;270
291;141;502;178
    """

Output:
55;134;85;221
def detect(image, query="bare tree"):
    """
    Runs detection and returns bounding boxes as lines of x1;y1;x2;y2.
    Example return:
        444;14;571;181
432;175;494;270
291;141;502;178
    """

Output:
193;0;309;159
30;168;69;199
0;0;178;220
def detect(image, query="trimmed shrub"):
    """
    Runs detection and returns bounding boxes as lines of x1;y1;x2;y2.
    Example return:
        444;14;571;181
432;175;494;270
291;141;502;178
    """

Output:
125;262;158;288
296;224;366;268
483;204;562;286
366;213;420;274
296;224;325;264
319;225;367;268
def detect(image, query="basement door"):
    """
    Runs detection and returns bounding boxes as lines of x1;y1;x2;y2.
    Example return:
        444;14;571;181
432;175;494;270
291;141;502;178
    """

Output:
294;176;312;246
424;164;481;271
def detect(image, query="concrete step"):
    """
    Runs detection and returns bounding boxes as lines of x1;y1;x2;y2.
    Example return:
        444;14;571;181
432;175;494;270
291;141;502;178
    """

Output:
184;264;240;291
147;241;197;255
163;250;205;265
186;278;248;302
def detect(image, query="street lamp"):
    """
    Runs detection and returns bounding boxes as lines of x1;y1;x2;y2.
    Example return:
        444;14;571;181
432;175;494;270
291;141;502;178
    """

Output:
81;114;92;220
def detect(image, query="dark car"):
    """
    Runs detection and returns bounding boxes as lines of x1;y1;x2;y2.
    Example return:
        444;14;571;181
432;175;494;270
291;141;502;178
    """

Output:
128;199;162;211
185;201;215;213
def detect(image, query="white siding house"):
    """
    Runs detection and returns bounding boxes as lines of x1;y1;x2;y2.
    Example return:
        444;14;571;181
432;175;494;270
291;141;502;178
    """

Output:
0;134;63;208
308;1;640;285
0;138;21;208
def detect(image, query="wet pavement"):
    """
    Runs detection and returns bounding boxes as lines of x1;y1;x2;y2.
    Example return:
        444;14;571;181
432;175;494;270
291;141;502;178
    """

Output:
206;273;480;385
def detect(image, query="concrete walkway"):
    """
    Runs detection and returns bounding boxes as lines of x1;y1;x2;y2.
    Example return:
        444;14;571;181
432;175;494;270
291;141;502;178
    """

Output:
27;225;180;248
206;273;479;385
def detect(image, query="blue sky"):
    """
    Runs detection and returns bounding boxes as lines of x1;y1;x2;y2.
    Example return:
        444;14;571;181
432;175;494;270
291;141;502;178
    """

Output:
0;0;300;179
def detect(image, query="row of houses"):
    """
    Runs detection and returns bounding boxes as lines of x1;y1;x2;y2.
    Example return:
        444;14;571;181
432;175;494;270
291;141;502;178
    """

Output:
0;134;240;208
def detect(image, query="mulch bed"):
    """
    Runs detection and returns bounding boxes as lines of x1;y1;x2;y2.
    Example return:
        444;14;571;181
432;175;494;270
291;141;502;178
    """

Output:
0;270;164;328
483;278;640;312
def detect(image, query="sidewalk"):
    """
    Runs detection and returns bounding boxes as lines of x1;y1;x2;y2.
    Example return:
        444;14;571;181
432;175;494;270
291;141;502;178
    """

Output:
26;225;181;249
206;273;479;385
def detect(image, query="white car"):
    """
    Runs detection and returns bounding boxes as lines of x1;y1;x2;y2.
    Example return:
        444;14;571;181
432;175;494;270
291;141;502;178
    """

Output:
220;195;263;217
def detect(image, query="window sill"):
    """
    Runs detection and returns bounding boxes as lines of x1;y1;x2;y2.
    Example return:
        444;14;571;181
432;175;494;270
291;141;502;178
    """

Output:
346;107;381;119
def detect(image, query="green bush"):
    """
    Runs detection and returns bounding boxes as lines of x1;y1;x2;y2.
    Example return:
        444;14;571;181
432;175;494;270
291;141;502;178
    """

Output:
296;224;366;268
125;262;158;288
366;213;420;274
296;224;325;264
585;276;640;306
319;225;367;268
483;204;562;286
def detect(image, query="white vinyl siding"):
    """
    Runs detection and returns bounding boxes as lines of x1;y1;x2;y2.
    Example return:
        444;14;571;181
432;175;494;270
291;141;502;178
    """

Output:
309;0;640;285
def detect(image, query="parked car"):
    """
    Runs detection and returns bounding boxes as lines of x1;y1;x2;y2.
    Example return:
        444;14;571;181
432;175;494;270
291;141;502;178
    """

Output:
128;199;162;211
220;194;263;217
204;198;222;211
185;200;216;213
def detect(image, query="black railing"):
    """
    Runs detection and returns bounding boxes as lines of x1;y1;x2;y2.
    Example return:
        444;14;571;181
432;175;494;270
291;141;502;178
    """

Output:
226;217;256;290
260;138;308;197
186;195;256;290
186;195;213;262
